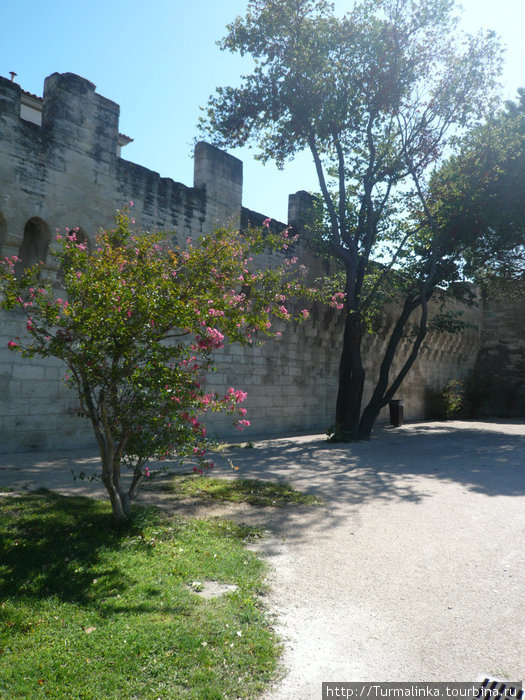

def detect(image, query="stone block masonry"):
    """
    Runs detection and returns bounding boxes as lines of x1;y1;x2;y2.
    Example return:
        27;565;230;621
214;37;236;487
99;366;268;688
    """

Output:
0;71;515;453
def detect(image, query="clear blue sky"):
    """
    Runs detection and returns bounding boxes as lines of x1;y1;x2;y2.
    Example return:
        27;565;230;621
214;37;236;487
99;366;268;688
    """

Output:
2;0;524;223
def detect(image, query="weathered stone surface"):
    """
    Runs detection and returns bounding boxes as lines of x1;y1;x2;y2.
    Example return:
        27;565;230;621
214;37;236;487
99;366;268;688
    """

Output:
0;71;522;452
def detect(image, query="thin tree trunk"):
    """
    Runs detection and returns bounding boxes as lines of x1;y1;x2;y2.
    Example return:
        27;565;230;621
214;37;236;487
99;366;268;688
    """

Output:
96;395;135;522
100;451;131;522
358;293;430;440
78;379;137;523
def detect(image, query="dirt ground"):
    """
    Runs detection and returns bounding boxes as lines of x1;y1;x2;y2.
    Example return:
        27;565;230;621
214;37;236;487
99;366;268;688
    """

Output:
1;419;524;698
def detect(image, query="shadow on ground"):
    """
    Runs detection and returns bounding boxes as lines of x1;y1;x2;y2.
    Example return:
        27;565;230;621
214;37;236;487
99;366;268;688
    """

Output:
139;420;525;554
2;420;524;554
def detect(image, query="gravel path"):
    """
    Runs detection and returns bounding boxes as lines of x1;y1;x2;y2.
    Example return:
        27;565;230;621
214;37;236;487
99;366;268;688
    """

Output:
213;421;525;697
1;420;524;697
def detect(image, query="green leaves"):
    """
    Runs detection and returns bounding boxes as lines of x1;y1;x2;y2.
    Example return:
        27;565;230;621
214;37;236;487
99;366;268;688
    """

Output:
201;0;503;291
427;90;525;279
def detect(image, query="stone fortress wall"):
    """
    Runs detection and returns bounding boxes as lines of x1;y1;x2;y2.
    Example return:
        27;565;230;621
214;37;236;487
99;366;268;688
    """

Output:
0;72;519;453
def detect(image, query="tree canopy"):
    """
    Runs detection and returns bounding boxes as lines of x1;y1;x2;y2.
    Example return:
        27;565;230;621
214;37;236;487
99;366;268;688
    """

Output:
200;0;517;440
427;88;525;280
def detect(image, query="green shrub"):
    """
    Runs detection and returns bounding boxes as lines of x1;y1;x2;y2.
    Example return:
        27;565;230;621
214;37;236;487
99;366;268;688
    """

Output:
426;379;464;420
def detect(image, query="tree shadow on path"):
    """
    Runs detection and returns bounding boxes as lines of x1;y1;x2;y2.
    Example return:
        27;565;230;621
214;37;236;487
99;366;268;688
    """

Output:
168;420;525;549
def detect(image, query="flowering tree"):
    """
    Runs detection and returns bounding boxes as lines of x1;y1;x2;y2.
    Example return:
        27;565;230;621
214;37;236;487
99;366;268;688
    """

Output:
0;211;312;521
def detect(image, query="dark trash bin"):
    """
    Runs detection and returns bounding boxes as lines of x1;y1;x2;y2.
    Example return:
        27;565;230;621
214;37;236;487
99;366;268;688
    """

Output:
389;399;404;427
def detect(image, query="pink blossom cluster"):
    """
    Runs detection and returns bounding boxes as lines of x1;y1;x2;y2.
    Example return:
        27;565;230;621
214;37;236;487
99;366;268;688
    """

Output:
207;307;225;318
227;387;248;403
1;255;18;269
281;229;299;250
330;292;346;310
178;411;207;439
196;327;225;350
279;305;291;320
234;419;251;431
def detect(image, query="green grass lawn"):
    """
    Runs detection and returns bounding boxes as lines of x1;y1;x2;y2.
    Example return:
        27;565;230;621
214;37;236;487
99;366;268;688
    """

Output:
0;489;279;699
165;475;321;507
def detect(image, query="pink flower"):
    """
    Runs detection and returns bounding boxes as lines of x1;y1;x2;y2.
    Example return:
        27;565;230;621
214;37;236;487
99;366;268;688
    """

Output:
330;292;346;310
7;341;17;349
279;305;291;320
208;308;225;318
198;327;224;350
263;218;271;228
301;309;310;319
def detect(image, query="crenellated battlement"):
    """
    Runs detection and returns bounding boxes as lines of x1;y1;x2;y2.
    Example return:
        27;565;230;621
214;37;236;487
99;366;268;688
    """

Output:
0;73;261;269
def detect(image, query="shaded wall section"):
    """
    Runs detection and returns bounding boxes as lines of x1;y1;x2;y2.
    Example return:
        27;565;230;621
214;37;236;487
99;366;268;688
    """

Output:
469;283;525;416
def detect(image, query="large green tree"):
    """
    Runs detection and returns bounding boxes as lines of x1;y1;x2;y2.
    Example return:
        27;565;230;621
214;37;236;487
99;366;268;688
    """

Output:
200;0;512;439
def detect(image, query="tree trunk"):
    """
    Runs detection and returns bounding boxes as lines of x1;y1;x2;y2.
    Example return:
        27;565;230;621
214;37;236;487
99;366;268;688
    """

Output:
100;453;133;523
85;395;135;524
358;398;385;441
334;313;365;440
357;309;410;440
105;484;128;522
358;294;429;440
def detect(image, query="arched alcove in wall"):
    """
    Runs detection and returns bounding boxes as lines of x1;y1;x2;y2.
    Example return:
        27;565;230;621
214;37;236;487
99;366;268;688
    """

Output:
17;217;52;271
0;211;7;255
